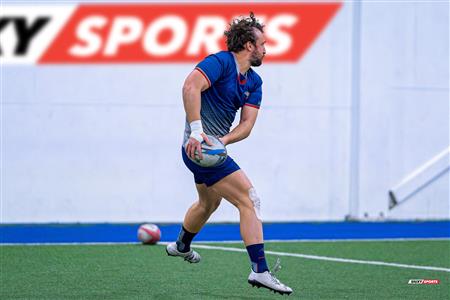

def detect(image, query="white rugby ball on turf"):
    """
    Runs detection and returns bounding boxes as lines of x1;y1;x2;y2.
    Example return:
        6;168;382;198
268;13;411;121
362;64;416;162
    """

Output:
137;223;161;245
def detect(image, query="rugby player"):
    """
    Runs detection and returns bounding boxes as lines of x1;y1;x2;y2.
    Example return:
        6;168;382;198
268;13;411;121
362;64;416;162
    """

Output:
166;12;293;295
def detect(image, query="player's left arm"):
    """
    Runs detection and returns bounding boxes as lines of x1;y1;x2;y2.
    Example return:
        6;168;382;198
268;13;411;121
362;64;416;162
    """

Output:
220;105;259;145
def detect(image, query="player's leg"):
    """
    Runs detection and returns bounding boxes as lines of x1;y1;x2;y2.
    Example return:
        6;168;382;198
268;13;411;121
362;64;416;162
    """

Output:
183;183;222;233
166;183;221;263
176;184;221;252
210;170;262;246
211;170;293;295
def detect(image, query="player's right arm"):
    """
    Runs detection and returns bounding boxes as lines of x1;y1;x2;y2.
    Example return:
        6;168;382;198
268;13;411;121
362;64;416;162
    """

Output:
183;69;212;160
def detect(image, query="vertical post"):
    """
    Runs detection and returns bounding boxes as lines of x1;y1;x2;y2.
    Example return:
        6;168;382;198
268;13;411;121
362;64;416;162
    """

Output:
348;0;362;220
0;2;3;224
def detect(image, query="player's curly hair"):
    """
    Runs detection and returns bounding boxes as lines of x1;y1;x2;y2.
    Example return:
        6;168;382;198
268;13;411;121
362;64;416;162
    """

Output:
224;12;264;52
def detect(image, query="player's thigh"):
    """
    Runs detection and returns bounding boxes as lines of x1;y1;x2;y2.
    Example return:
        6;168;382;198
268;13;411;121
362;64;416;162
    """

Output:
196;183;222;209
210;170;253;208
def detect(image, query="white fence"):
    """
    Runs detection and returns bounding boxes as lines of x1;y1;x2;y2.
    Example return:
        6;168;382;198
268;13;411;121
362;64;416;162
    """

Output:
2;1;449;223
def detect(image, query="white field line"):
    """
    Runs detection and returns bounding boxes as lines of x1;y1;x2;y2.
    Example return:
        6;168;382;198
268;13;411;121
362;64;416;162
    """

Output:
2;240;449;272
190;244;450;273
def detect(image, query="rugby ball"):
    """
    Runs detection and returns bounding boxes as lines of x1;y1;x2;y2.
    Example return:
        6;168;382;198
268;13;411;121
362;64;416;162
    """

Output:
186;135;227;167
137;223;161;245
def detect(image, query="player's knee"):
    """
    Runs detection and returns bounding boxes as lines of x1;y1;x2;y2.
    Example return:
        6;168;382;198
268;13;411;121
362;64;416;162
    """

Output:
248;187;262;221
207;199;221;214
236;198;253;211
198;198;221;214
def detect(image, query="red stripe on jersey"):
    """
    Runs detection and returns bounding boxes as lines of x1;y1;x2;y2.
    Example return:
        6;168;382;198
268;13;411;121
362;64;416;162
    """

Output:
244;103;260;109
195;67;211;87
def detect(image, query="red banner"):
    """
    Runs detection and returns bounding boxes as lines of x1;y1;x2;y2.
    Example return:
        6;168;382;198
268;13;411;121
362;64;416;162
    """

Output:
39;3;342;64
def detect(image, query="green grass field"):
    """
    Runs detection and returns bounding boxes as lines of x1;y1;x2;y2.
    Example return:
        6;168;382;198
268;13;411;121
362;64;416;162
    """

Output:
1;240;449;299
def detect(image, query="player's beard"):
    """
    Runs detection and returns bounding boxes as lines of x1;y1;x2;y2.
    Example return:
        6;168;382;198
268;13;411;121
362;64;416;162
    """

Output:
250;49;264;67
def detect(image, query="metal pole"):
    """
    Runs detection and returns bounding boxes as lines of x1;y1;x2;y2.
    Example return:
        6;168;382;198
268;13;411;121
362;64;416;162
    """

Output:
348;0;362;220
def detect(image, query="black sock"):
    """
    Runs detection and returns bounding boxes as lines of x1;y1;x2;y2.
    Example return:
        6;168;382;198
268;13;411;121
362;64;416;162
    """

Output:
176;226;197;253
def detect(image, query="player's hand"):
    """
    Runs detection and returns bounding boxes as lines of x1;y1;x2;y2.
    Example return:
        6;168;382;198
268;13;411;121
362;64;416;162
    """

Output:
202;133;213;146
187;133;212;160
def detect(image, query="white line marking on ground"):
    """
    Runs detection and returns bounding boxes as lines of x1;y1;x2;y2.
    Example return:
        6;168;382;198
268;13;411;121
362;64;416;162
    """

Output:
2;241;449;272
191;244;450;273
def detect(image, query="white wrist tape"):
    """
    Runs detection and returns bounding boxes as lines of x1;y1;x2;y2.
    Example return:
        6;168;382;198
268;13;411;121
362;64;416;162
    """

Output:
189;120;204;143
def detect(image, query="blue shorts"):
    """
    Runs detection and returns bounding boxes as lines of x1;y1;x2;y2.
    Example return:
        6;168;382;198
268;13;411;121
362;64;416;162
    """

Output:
181;147;240;187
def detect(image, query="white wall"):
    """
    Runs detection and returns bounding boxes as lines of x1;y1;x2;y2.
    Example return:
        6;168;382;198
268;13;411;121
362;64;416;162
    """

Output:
2;1;448;223
357;1;449;220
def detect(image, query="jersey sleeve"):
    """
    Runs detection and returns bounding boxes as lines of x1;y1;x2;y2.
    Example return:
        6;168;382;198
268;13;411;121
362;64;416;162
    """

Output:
244;78;263;109
195;54;223;87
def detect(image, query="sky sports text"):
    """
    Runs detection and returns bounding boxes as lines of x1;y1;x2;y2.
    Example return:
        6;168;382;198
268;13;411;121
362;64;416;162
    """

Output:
0;3;341;64
408;279;440;285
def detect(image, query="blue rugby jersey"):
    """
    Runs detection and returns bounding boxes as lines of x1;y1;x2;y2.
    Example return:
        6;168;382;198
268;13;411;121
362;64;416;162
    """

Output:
183;51;263;142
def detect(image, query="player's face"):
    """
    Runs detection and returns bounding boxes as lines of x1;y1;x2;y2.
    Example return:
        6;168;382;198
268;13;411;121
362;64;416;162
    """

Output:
250;29;266;67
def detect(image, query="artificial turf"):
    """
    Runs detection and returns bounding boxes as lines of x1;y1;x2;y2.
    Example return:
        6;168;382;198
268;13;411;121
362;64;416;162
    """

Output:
1;240;449;299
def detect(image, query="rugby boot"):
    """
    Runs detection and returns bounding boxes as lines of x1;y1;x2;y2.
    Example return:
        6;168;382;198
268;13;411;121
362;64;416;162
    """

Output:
248;270;293;295
165;242;201;263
